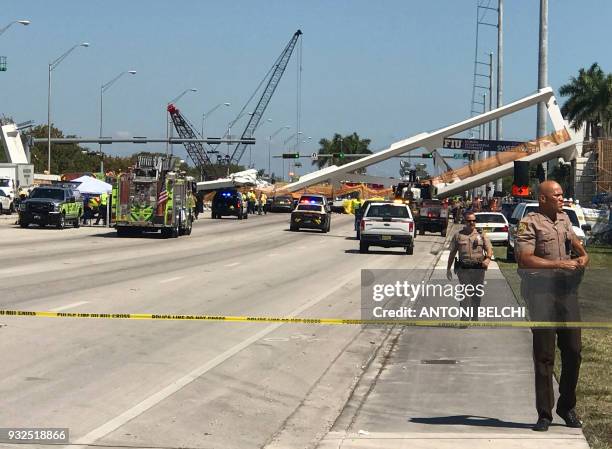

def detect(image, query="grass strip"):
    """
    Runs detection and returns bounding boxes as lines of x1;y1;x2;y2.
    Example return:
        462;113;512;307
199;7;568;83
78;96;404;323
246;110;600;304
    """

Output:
493;246;611;448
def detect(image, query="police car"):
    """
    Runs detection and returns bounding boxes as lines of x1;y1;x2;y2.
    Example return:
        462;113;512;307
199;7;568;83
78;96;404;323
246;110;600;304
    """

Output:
290;195;330;232
474;212;509;246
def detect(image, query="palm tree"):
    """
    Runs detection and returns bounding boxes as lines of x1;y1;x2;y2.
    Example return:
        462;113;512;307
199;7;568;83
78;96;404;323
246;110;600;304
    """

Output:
312;132;372;170
559;63;612;139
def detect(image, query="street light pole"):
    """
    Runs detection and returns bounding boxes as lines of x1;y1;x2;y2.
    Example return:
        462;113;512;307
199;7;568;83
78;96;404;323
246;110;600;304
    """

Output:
281;131;301;181
47;42;89;174
268;125;291;181
252;118;272;169
99;70;137;172
201;102;230;137
0;19;30;36
47;66;51;173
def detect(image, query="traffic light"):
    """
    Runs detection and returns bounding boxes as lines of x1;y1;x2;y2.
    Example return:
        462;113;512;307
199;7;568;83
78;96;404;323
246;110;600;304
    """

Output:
421;153;433;158
282;153;300;159
512;161;531;197
339;152;345;159
462;153;476;161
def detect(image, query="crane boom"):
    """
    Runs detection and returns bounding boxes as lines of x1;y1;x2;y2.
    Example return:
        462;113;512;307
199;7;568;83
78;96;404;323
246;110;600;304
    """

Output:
230;29;302;165
168;103;216;172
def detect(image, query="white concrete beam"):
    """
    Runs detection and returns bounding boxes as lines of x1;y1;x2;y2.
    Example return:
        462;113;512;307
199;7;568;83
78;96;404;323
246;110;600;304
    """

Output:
283;88;559;192
436;139;578;198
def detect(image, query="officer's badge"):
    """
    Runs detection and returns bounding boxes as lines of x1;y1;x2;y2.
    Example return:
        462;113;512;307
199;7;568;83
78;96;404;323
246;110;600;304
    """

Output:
518;222;527;235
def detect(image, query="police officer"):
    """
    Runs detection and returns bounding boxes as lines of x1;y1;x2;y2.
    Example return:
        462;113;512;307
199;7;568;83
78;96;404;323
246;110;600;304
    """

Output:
446;211;492;320
516;180;588;431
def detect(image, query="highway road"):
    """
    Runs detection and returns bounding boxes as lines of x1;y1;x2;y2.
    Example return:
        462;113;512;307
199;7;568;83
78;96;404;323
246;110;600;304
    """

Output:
0;212;447;449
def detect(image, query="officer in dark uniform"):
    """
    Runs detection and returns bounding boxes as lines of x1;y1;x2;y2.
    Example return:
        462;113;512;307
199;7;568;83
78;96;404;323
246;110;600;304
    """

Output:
447;211;493;320
516;180;589;432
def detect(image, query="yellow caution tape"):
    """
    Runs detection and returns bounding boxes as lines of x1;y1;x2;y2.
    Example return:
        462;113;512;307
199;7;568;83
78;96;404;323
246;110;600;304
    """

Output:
0;310;611;328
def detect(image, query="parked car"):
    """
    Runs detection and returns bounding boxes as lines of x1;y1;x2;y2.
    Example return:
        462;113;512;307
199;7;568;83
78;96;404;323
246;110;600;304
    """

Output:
329;199;346;214
359;202;415;254
0;190;11;215
211;189;248;220
269;195;294;213
507;201;589;261
474;212;509;246
18;184;83;229
500;202;519;221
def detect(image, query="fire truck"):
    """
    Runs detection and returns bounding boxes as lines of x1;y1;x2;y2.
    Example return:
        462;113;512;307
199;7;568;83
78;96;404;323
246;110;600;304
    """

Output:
114;155;194;238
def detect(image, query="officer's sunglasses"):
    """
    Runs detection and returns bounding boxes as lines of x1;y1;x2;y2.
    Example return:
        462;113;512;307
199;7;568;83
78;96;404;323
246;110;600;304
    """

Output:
465;219;476;223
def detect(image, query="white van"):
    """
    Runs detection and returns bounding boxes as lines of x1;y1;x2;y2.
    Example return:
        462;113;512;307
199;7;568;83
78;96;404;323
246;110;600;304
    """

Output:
507;202;589;261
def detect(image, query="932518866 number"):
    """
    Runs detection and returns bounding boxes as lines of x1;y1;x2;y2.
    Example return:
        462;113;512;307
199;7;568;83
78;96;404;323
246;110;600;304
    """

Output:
0;428;69;443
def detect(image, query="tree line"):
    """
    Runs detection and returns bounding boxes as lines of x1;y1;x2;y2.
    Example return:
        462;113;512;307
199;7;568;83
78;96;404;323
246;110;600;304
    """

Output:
0;121;245;178
560;62;611;139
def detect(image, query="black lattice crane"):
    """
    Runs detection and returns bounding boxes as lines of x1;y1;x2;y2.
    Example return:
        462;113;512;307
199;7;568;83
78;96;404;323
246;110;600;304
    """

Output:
230;29;302;165
167;103;214;168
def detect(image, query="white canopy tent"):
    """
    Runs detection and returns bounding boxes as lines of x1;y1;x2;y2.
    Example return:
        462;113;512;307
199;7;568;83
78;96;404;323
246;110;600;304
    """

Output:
72;176;112;227
73;176;112;195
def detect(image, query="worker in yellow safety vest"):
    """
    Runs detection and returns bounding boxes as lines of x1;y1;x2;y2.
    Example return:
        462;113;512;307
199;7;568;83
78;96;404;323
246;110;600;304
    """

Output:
187;192;196;219
95;193;108;225
247;189;256;214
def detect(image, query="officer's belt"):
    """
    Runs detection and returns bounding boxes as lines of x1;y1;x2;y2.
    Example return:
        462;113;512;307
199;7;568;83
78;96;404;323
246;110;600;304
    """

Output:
518;268;584;294
455;259;484;269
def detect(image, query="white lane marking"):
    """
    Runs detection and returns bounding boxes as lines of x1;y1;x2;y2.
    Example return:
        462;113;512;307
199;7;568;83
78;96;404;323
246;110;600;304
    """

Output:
267;253;279;257
68;271;358;449
224;262;240;267
159;276;184;284
50;301;90;312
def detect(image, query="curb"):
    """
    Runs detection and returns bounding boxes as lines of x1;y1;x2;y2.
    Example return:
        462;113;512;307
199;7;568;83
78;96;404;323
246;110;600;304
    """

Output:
0;214;18;222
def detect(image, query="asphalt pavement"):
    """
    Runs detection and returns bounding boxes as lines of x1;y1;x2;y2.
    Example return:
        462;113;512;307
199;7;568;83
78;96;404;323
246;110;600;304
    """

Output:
0;216;590;449
0;212;441;449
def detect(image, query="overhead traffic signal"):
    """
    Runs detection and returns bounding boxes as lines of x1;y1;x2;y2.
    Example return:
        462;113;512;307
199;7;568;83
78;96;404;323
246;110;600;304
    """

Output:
282;152;300;159
512;160;531;197
421;153;433;158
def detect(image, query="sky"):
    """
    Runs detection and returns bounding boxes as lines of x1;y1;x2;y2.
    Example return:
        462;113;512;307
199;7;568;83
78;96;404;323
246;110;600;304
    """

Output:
1;0;611;178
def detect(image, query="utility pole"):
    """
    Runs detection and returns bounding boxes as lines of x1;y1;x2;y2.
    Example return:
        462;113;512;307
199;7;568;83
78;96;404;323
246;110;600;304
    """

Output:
495;0;504;193
537;0;551;178
496;0;503;140
488;52;493;141
488;52;495;197
480;92;487;197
